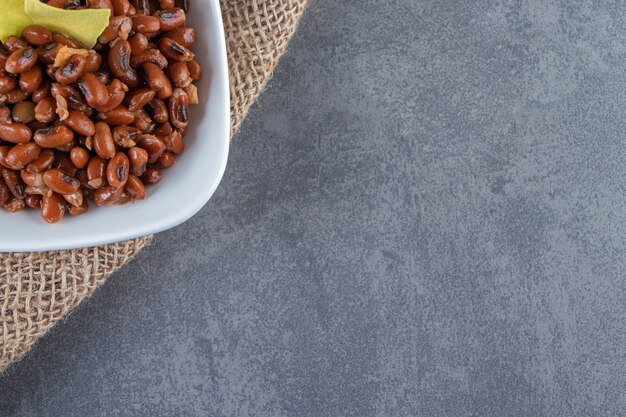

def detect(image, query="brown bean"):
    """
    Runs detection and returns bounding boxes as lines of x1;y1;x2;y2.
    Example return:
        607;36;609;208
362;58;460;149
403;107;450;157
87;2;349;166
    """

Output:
52;34;79;48
156;76;173;99
132;15;161;34
94;185;123;206
112;125;140;147
142;62;169;90
111;0;133;15
84;51;103;73
158;0;175;8
142;166;161;184
2;168;25;198
157;38;194;62
54;54;86;84
0;146;11;168
133;0;150;15
86;155;106;188
129;33;148;56
187;60;201;80
63;188;84;207
69;199;89;215
0;106;11;123
34;125;74;148
41;192;66;223
5;47;37;74
25;194;42;209
52;83;88;115
158;150;176;168
99;105;135;125
130;48;168;69
161;131;185;155
156;8;186;31
12;101;36;123
31;81;51;103
5;197;25;212
86;0;114;15
137;134;165;163
43;168;80;195
6;88;29;104
99;16;133;44
77;73;109;108
70;146;90;169
125;174;145;200
64;110;96;136
3;37;28;53
5;143;41;170
20;170;45;188
0;74;17;94
164;27;196;47
166;62;191;88
146;98;169;123
96;78;128;113
0;178;10;205
175;0;188;12
106;152;129;187
153;121;173;136
94;122;116;159
128;146;148;176
168;88;189;130
108;39;141;88
26;149;54;173
0;123;32;143
22;25;53;46
133;109;155;133
19;66;43;92
34;97;57;123
52;151;78;176
35;43;62;66
126;86;156;112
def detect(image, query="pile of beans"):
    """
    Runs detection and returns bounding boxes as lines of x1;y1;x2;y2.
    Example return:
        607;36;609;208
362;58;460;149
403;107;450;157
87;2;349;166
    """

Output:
0;0;200;223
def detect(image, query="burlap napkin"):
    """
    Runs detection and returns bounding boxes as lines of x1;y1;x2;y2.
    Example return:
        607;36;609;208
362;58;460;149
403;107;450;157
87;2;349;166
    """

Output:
0;0;307;372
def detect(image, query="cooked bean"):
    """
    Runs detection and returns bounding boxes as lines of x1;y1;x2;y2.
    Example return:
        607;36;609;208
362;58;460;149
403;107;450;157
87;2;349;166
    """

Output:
158;151;176;168
36;43;62;65
106;152;129;187
143;62;169;90
0;75;17;94
153;121;173;136
112;125;140;147
161;129;185;154
52;33;79;48
65;110;97;136
94;185;123;206
168;88;189;130
43;168;79;195
5;47;38;74
20;170;45;188
187;60;201;80
133;109;155;133
12;101;36;123
99;16;133;44
34;97;57;123
158;38;194;62
41;192;66;223
111;0;133;15
4;37;28;53
132;15;160;34
86;155;106;188
125;174;145;200
156;75;173;99
0;123;32;143
2;168;25;198
19;66;43;92
130;48;168;69
94;122;116;159
128;146;148;176
34;125;74;148
25;194;42;209
146;98;169;123
175;0;188;13
6;88;30;104
70;147;90;169
97;79;128;112
159;0;175;8
0;179;10;205
126;86;155;111
0;106;11;123
133;0;150;15
108;39;141;88
31;81;51;103
5;143;41;169
129;33;148;56
99;105;136;125
69;199;89;215
55;54;86;84
53;151;78;176
0;146;10;168
141;166;161;184
63;188;84;207
86;0;115;15
84;51;103;72
156;8;186;31
22;25;53;46
5;197;25;212
26;149;54;173
164;27;196;47
76;73;109;109
166;62;191;88
137;134;165;163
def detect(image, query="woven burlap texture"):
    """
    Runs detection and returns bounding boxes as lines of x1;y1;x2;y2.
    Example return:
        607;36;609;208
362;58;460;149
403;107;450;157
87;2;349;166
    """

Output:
0;0;307;372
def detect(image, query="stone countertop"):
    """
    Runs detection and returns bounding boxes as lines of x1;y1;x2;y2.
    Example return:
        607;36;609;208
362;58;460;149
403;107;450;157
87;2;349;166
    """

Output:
1;1;625;415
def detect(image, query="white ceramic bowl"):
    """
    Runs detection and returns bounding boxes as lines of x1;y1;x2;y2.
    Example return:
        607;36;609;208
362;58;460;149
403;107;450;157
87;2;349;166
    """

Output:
0;0;230;252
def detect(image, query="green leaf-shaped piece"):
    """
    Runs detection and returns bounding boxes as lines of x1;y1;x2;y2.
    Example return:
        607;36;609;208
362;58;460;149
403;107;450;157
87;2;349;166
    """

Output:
0;0;33;42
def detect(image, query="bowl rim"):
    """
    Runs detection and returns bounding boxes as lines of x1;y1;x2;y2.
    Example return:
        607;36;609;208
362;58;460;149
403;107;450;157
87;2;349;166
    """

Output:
0;0;230;252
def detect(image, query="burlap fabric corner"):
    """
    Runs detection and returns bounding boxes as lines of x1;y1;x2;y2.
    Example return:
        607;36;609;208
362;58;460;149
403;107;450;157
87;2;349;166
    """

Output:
0;0;307;372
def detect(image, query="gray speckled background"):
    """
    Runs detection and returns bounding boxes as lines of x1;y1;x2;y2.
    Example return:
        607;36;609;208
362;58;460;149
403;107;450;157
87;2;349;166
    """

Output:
2;0;626;415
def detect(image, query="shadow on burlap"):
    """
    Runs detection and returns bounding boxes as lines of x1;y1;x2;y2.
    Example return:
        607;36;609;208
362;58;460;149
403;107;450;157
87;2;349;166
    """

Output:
0;0;308;373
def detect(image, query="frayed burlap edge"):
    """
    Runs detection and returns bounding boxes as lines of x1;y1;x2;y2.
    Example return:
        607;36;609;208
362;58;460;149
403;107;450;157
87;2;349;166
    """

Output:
0;0;308;373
